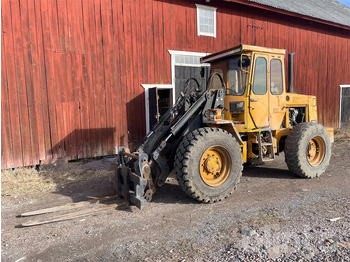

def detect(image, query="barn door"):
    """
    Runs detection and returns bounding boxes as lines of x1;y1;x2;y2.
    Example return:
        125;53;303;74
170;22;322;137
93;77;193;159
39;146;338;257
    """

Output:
340;85;350;128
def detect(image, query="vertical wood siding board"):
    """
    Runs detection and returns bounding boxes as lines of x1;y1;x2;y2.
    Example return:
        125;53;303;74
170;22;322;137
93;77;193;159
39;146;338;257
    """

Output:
10;0;34;166
122;0;134;147
94;0;106;156
27;0;47;162
73;0;85;53
110;0;121;147
132;0;143;141
20;0;41;165
106;0;118;153
159;0;167;84
89;0;100;156
85;0;95;157
101;0;114;154
60;0;79;158
40;0;61;159
35;0;53;162
71;1;85;158
98;0;109;155
85;0;99;157
137;0;146;136
80;0;93;158
1;27;14;168
129;0;138;147
145;0;155;83
70;55;82;158
162;0;172;83
112;0;127;146
152;0;160;84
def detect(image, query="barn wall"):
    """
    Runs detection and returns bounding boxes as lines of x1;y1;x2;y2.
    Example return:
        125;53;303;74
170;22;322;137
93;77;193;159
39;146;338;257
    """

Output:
1;0;350;168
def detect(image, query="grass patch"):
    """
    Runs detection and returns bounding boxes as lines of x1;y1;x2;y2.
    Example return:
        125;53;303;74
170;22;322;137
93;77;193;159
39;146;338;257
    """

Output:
334;127;350;140
1;160;114;197
1;167;57;196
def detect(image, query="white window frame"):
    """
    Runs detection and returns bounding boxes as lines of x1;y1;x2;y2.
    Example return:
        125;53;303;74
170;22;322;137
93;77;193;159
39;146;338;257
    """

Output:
196;4;217;38
142;50;210;134
339;84;350;128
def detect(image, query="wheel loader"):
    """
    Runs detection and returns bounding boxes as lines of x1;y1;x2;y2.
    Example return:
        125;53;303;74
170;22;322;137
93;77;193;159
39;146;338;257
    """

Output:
113;44;334;208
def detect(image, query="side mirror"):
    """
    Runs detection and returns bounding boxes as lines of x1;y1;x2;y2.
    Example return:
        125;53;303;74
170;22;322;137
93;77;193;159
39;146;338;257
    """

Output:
239;56;251;68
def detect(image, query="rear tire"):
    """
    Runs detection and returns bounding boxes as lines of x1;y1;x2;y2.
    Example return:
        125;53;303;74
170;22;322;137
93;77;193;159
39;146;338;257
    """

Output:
174;127;243;203
285;122;331;178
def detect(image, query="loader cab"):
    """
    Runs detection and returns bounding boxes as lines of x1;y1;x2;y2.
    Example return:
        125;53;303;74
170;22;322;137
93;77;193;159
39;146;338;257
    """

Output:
201;44;287;133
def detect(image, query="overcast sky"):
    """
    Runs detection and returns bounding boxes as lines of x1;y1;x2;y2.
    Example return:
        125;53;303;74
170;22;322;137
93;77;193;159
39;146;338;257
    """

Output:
338;0;350;7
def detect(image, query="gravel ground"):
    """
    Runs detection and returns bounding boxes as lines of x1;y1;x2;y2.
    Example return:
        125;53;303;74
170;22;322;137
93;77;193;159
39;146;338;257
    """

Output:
1;138;350;262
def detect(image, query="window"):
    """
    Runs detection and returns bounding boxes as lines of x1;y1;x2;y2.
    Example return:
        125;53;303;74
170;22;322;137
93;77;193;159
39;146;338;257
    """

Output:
196;4;216;37
253;57;267;95
270;59;283;95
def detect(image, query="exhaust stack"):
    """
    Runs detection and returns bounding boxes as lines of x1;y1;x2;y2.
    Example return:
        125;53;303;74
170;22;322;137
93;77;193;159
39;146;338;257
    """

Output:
288;52;295;93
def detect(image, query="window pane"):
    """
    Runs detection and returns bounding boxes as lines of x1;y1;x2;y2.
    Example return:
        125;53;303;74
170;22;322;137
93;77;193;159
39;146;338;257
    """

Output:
200;25;208;33
270;59;283;95
185;56;193;64
253;57;267;95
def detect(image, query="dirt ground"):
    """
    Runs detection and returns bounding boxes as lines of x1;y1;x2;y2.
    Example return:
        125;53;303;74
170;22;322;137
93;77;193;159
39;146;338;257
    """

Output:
1;133;350;262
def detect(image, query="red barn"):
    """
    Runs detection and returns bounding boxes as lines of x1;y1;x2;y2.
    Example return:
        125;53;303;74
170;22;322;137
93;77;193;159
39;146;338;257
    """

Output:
1;0;350;169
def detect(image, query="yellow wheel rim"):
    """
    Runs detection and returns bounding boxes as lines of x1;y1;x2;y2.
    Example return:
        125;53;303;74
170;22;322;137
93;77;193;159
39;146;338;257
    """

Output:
307;136;326;167
200;146;231;187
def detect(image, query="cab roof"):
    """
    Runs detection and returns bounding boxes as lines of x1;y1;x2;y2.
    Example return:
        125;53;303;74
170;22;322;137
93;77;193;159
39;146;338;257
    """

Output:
201;44;286;63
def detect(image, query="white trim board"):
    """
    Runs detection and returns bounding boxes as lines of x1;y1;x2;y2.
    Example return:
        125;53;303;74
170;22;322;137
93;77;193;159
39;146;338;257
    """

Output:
339;84;350;128
142;50;211;134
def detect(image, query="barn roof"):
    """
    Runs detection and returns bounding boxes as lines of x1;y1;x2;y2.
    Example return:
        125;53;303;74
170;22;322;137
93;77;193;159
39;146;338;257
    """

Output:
227;0;350;28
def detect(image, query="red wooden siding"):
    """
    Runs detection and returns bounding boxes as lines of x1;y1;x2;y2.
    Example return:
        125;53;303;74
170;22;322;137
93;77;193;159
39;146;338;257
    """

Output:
1;0;350;169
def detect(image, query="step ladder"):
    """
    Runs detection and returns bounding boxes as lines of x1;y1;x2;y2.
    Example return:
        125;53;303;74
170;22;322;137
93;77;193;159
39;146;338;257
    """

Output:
257;129;275;161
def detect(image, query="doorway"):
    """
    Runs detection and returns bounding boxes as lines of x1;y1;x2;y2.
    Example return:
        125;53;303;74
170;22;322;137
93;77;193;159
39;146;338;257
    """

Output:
340;85;350;128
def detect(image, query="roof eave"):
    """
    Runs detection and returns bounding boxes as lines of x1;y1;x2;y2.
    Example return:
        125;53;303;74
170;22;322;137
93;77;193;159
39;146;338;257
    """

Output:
224;0;350;31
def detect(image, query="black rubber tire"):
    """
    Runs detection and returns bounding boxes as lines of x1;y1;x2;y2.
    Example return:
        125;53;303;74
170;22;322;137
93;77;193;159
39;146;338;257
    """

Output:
174;127;243;203
285;122;331;178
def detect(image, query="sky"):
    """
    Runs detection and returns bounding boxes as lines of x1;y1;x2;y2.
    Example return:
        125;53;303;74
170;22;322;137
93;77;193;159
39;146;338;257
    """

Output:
338;0;350;7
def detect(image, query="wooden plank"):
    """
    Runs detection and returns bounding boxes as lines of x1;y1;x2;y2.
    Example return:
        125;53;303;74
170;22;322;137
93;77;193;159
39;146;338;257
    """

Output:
21;201;128;227
20;195;118;217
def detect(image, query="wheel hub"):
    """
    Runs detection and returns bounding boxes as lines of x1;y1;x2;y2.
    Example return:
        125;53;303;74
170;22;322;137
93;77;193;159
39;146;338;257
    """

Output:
203;154;221;174
200;146;231;187
306;136;325;167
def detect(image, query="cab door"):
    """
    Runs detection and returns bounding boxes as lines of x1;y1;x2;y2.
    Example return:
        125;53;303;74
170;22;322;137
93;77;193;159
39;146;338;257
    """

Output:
268;56;287;129
249;54;269;128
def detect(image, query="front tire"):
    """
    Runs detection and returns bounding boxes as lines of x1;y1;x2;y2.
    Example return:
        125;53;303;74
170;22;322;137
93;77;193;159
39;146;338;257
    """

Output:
174;127;243;203
285;122;331;178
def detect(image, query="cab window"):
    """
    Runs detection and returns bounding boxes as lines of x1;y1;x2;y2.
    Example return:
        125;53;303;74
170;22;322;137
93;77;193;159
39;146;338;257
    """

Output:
270;59;283;95
253;57;267;95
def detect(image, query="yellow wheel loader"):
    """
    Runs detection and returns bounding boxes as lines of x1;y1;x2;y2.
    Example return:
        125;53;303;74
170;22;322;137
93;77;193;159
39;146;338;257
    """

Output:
114;44;334;208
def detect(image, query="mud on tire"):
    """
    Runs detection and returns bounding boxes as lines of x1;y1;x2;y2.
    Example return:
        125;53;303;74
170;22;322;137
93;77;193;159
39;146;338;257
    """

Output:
285;122;331;178
174;127;243;203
